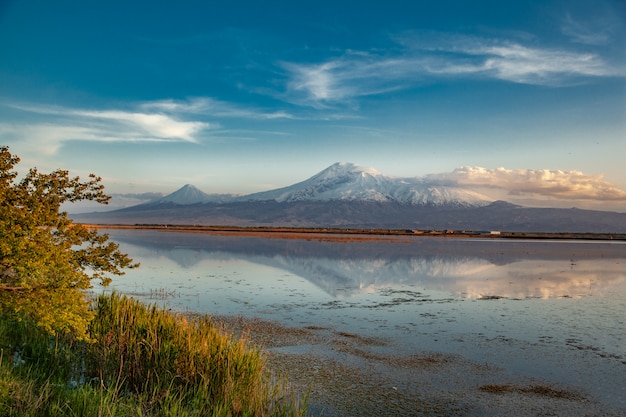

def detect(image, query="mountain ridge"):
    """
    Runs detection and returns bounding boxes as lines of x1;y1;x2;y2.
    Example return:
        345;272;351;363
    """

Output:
72;200;626;233
143;162;494;208
70;162;626;233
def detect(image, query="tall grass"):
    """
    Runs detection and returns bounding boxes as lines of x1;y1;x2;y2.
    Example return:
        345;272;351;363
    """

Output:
0;293;307;416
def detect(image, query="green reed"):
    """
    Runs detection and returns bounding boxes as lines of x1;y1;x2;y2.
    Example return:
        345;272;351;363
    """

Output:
0;293;307;416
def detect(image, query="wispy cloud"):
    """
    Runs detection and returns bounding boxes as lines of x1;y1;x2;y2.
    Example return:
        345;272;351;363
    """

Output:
140;97;296;120
1;97;302;154
560;11;619;46
0;124;111;155
72;110;207;143
2;102;210;152
440;42;611;83
280;33;621;107
562;18;610;45
425;166;626;201
281;56;411;107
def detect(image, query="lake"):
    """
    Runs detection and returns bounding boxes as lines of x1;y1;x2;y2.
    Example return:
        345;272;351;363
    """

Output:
100;228;626;410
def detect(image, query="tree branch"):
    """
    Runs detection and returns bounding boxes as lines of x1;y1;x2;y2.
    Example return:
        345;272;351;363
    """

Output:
0;285;31;292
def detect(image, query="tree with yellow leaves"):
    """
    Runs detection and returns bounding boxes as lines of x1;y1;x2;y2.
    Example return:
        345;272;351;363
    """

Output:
0;146;137;340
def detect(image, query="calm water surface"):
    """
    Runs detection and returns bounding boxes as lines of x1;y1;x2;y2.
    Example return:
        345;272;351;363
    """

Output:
101;229;626;407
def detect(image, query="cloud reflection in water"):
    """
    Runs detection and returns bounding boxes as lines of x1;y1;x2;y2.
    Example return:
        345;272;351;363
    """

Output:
105;229;625;300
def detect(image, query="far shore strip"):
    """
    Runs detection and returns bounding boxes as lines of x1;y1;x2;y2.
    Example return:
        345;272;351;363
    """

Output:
79;224;626;241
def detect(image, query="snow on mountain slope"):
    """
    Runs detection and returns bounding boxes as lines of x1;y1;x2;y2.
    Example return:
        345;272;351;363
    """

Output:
242;162;493;207
389;181;494;207
148;184;235;205
242;162;392;202
146;163;493;207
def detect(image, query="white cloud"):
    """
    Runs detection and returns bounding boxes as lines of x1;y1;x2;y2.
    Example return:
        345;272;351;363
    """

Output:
140;98;216;113
72;110;206;143
466;44;612;84
425;166;626;201
281;57;412;106
1;98;307;158
0;124;102;155
0;121;197;159
561;12;614;46
284;61;347;102
0;101;214;155
281;33;621;107
140;97;296;120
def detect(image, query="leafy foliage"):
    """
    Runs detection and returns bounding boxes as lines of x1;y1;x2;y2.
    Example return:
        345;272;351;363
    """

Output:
0;146;137;340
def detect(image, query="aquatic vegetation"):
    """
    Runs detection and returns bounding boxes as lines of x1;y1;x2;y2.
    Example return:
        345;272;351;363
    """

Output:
0;293;307;416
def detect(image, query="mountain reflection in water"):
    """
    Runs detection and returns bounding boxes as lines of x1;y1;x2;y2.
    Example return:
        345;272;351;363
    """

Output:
101;229;626;409
104;229;625;300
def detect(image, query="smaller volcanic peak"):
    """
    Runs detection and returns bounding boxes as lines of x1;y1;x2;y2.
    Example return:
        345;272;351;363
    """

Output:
148;184;212;205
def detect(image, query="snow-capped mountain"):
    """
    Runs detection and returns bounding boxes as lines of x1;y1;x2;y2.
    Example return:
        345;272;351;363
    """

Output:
147;184;235;205
150;163;492;207
71;162;626;232
73;162;626;233
242;162;492;207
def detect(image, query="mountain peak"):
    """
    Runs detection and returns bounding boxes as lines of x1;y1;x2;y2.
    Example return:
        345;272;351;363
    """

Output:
180;183;200;191
242;162;492;206
139;163;493;207
149;184;212;205
317;162;382;179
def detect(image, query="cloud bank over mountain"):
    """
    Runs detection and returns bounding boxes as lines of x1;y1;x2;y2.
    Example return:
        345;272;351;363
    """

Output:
65;162;626;215
425;166;626;201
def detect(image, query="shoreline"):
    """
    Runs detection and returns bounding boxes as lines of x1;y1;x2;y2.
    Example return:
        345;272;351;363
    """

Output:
94;225;626;415
213;315;624;417
79;223;626;241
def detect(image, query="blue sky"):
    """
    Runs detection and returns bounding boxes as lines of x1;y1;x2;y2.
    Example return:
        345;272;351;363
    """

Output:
1;0;625;211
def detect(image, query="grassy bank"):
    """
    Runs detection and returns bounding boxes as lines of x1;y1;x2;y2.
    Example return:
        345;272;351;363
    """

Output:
0;293;307;416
